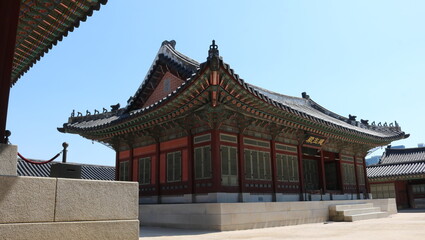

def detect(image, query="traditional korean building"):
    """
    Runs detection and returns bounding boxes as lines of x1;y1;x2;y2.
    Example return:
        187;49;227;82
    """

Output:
59;40;408;204
367;146;425;209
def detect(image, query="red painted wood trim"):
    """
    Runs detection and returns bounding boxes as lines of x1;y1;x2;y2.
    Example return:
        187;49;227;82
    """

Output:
297;144;305;200
354;156;360;197
115;150;119;181
156;141;161;203
187;134;195;202
237;132;245;201
0;0;20;143
129;146;134;181
211;128;221;192
319;150;327;193
270;139;277;202
362;157;370;196
337;153;344;194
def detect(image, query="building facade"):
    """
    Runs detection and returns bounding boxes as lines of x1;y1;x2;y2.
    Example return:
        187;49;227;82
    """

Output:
367;146;425;209
59;40;407;204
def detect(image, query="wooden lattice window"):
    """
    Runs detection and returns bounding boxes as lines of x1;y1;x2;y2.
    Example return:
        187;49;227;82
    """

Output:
221;145;238;186
371;183;396;199
276;153;299;182
303;159;319;190
119;161;129;181
194;145;211;179
245;149;271;180
138;157;151;185
357;165;365;185
194;134;211;144
342;163;356;185
275;143;297;153
167;151;181;182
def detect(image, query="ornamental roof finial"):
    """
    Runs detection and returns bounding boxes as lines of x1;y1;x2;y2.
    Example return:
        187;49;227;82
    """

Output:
208;40;219;60
208;40;220;70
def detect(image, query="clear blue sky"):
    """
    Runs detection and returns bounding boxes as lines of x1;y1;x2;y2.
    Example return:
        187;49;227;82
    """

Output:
9;0;425;166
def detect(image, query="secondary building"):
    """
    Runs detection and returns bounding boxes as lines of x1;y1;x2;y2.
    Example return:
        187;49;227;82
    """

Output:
367;146;425;209
59;40;407;204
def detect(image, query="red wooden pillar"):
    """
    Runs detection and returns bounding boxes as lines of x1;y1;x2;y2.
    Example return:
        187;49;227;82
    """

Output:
353;155;360;198
187;133;195;202
362;157;370;198
319;150;327;194
115;150;119;180
237;133;245;202
270;139;277;202
129;145;134;181
211;129;221;191
297;144;305;201
0;0;20;143
337;153;344;194
156;141;161;203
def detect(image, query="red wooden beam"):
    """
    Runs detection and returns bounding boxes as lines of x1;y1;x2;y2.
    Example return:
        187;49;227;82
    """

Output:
270;139;277;202
319;150;327;194
297;144;305;200
0;0;20;143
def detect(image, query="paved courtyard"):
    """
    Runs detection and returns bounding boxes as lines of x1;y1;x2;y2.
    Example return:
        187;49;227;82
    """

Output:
139;209;425;240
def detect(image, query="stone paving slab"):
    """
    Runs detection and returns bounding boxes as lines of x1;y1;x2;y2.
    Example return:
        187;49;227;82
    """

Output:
139;209;425;240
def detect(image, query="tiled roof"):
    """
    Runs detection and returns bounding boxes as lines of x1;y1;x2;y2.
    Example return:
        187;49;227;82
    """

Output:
12;0;108;85
125;40;199;112
367;147;425;179
17;159;115;181
60;40;407;143
379;147;425;164
245;83;403;139
367;162;425;179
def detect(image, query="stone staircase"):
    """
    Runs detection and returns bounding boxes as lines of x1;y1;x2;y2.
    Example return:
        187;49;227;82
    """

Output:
329;203;389;222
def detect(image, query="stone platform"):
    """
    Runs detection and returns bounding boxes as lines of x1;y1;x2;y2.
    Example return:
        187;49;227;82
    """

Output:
0;175;139;240
140;198;397;231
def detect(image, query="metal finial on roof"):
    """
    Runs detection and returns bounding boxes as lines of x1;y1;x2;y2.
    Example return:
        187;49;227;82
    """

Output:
208;40;219;59
208;40;220;70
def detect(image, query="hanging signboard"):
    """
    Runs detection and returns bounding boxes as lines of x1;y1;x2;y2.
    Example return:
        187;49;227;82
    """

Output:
304;134;327;148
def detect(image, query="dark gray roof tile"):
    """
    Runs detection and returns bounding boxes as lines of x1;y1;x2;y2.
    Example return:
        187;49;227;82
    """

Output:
17;159;115;181
367;162;425;178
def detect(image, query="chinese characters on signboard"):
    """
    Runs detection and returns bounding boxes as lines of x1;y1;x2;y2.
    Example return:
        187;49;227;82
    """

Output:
304;135;326;147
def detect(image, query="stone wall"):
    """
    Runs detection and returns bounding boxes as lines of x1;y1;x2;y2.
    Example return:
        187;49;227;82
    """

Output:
0;176;139;240
140;198;397;231
0;144;17;175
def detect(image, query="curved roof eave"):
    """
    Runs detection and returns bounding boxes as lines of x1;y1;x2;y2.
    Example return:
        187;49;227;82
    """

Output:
60;41;407;143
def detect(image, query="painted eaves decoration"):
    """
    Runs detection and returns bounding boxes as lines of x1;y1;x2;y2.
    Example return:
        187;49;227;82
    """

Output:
58;40;408;150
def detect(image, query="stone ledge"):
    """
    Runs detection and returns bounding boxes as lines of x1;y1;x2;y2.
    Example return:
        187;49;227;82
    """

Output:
0;176;56;223
55;178;139;221
0;220;139;240
0;144;17;176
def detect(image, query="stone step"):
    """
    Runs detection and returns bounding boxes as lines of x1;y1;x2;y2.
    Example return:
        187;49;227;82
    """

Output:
329;203;374;212
339;207;382;216
329;203;374;219
344;212;389;222
331;207;382;221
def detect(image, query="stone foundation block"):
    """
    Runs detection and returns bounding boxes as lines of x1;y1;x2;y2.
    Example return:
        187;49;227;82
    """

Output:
0;144;17;175
0;220;139;240
0;176;56;223
55;178;139;221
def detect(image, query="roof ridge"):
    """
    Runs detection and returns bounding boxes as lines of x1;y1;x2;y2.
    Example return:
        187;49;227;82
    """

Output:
124;40;200;111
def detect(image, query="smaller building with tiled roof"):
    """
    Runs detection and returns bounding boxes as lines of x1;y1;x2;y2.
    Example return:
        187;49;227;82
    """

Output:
367;146;425;209
17;159;115;181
